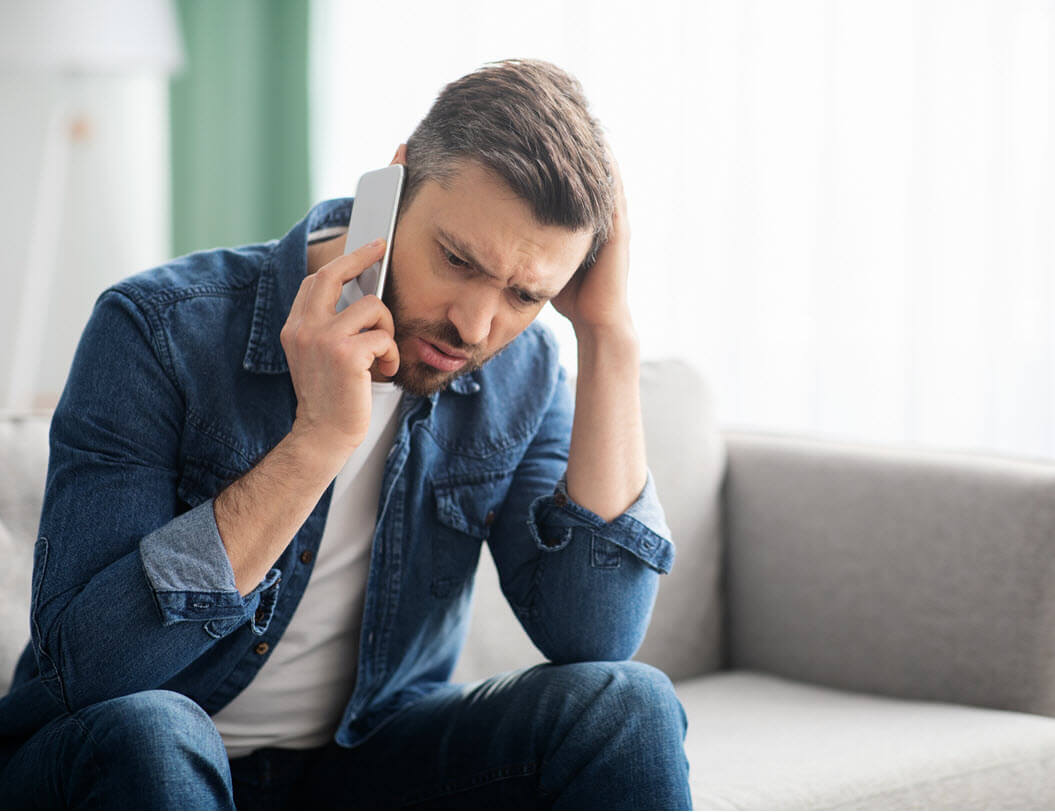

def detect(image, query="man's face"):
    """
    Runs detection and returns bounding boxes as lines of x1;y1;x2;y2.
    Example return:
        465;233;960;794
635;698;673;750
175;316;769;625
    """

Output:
381;160;594;397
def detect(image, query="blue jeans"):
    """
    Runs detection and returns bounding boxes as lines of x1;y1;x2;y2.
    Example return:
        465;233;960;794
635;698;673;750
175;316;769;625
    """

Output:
0;661;692;809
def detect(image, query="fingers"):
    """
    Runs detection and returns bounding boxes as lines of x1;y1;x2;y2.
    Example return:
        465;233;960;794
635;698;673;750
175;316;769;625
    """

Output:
336;293;396;339
282;282;398;380
308;238;387;318
286;274;315;329
351;328;400;378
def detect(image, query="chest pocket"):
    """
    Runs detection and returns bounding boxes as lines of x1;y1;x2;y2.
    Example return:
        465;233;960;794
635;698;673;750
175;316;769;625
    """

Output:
430;469;514;599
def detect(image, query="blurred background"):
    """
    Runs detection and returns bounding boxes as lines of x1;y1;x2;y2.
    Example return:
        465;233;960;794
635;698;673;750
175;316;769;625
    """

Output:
0;0;1052;461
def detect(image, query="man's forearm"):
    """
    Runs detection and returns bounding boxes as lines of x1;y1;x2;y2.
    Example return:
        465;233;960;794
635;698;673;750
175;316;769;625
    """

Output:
214;430;347;596
565;323;647;522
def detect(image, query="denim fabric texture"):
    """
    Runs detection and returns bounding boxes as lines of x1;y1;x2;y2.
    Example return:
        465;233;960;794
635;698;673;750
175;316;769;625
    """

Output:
0;199;675;768
0;663;691;809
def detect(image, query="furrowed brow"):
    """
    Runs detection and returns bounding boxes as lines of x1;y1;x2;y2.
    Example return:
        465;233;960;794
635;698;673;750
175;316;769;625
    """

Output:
437;228;556;301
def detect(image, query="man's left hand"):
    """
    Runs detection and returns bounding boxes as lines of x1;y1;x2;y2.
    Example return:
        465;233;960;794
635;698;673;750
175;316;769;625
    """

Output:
551;155;633;333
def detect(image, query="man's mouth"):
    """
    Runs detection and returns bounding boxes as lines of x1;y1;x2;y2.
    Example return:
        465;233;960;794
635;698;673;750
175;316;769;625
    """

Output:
414;337;469;372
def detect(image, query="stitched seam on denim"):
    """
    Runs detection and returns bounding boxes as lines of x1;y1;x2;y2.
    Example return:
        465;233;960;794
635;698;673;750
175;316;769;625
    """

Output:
518;552;553;647
182;453;246;483
245;250;277;369
419;423;528;457
402;761;538;805
66;711;108;809
29;536;70;711
184;409;258;467
203;621;225;639
123;280;257;308
313;202;353;230
538;666;621;797
591;534;622;569
431;468;517;489
99;289;185;410
432;470;516;540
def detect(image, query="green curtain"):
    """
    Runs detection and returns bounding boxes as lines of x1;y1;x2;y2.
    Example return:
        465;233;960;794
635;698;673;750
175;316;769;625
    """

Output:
170;0;310;256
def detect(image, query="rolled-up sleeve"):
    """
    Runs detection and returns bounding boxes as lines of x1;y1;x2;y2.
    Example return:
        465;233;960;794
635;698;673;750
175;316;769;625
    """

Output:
139;498;280;635
526;470;674;574
488;365;676;665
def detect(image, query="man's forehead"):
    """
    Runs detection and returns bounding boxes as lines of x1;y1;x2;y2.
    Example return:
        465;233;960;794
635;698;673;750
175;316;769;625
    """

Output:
434;224;570;294
418;161;593;286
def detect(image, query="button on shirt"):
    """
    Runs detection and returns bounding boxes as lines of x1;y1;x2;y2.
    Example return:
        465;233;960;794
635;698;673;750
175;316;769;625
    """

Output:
0;198;675;751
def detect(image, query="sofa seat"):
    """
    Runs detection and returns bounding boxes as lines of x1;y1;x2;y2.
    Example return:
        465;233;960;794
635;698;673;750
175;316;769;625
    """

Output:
679;670;1055;810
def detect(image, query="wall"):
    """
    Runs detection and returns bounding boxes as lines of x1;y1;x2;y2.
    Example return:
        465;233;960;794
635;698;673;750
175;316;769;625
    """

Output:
0;72;172;409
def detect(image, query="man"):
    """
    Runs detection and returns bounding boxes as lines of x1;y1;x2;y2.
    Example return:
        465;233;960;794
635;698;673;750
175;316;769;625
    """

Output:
0;59;690;809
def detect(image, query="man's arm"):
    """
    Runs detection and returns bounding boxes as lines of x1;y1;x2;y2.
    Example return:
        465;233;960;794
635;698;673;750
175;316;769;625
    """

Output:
30;241;397;713
553;154;646;522
566;326;645;521
216;239;398;595
487;154;673;663
486;357;672;664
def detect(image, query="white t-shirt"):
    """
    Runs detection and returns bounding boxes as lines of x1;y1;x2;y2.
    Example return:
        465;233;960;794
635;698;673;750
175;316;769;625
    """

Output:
212;382;404;758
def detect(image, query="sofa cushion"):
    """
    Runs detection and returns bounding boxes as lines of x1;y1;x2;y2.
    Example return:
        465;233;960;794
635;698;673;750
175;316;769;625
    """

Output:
0;412;51;694
679;670;1055;810
454;358;726;683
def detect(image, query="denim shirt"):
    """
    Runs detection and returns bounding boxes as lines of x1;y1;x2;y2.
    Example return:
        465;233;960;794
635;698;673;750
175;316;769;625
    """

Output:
0;198;674;751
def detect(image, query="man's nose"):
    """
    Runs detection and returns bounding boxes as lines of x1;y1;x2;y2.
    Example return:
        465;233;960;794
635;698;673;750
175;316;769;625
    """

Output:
447;287;499;348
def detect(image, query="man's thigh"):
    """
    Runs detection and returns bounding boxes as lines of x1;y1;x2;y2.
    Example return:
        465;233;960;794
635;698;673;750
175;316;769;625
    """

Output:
302;660;689;810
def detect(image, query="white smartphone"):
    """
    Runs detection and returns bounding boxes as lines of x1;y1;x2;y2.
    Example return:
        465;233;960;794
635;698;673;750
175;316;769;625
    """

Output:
336;164;405;313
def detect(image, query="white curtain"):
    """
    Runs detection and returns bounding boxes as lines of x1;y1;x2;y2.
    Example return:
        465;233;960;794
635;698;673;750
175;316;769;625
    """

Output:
310;0;1054;461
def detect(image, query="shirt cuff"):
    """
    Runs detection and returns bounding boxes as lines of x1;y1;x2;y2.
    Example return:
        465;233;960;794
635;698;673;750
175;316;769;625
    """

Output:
526;469;676;573
138;498;281;634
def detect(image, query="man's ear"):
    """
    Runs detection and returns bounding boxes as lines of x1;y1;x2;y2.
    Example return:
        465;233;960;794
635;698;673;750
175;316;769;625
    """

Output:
390;143;407;166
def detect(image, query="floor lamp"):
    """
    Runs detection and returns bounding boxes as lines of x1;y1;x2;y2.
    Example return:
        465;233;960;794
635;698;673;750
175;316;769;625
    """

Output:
0;0;184;411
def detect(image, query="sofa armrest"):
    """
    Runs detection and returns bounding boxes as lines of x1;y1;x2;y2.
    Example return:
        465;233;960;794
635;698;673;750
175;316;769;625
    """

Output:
722;430;1055;716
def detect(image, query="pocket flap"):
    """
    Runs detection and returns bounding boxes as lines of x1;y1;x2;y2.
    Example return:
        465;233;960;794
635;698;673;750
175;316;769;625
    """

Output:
432;469;514;538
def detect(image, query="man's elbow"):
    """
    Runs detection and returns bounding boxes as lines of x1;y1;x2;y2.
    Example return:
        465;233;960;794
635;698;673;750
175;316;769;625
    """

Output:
536;625;646;666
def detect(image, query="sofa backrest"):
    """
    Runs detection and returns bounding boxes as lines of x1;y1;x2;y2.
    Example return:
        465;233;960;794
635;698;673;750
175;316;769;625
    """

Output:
722;431;1055;716
0;413;50;694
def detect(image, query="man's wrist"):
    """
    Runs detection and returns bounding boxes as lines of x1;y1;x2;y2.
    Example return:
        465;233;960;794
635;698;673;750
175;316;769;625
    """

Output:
574;321;640;371
571;306;636;342
287;421;358;476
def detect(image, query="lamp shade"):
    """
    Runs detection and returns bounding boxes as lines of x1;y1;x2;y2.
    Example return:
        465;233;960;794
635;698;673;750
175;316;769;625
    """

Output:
0;0;184;74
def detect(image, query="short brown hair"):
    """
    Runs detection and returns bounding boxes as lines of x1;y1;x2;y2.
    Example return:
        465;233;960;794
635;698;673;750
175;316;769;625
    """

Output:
403;59;614;272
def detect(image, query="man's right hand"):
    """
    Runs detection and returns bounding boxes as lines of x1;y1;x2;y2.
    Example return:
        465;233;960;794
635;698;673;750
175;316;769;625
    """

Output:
280;238;400;461
215;238;400;596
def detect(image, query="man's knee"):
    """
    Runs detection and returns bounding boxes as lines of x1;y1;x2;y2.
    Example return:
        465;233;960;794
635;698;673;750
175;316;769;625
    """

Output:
561;660;687;735
76;689;228;782
530;661;690;807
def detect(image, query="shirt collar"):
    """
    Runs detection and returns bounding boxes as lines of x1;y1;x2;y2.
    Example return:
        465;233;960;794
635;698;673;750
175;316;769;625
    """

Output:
243;198;354;374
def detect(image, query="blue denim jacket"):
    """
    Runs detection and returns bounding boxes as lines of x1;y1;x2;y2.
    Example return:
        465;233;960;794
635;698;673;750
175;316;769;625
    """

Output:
0;198;674;751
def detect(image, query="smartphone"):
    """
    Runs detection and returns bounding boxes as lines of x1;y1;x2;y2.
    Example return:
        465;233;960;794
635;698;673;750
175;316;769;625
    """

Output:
336;164;405;313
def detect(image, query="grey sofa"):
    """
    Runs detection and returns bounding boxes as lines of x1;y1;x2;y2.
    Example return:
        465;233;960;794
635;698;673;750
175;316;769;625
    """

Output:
3;360;1055;809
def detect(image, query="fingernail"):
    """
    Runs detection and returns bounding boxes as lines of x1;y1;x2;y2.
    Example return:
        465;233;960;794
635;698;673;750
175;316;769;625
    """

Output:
370;238;385;247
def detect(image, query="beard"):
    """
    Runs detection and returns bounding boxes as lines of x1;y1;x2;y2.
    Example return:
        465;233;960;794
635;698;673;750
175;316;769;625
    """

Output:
378;264;488;397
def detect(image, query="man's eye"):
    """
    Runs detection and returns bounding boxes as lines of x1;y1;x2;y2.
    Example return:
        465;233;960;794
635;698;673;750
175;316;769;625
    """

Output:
444;249;470;269
515;290;540;306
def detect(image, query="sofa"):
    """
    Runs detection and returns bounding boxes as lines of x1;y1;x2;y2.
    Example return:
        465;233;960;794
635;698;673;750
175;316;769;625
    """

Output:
3;359;1055;809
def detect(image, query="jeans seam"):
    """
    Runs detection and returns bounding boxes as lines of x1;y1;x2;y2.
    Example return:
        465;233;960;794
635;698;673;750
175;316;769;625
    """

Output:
401;760;538;805
537;666;621;799
65;710;108;809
